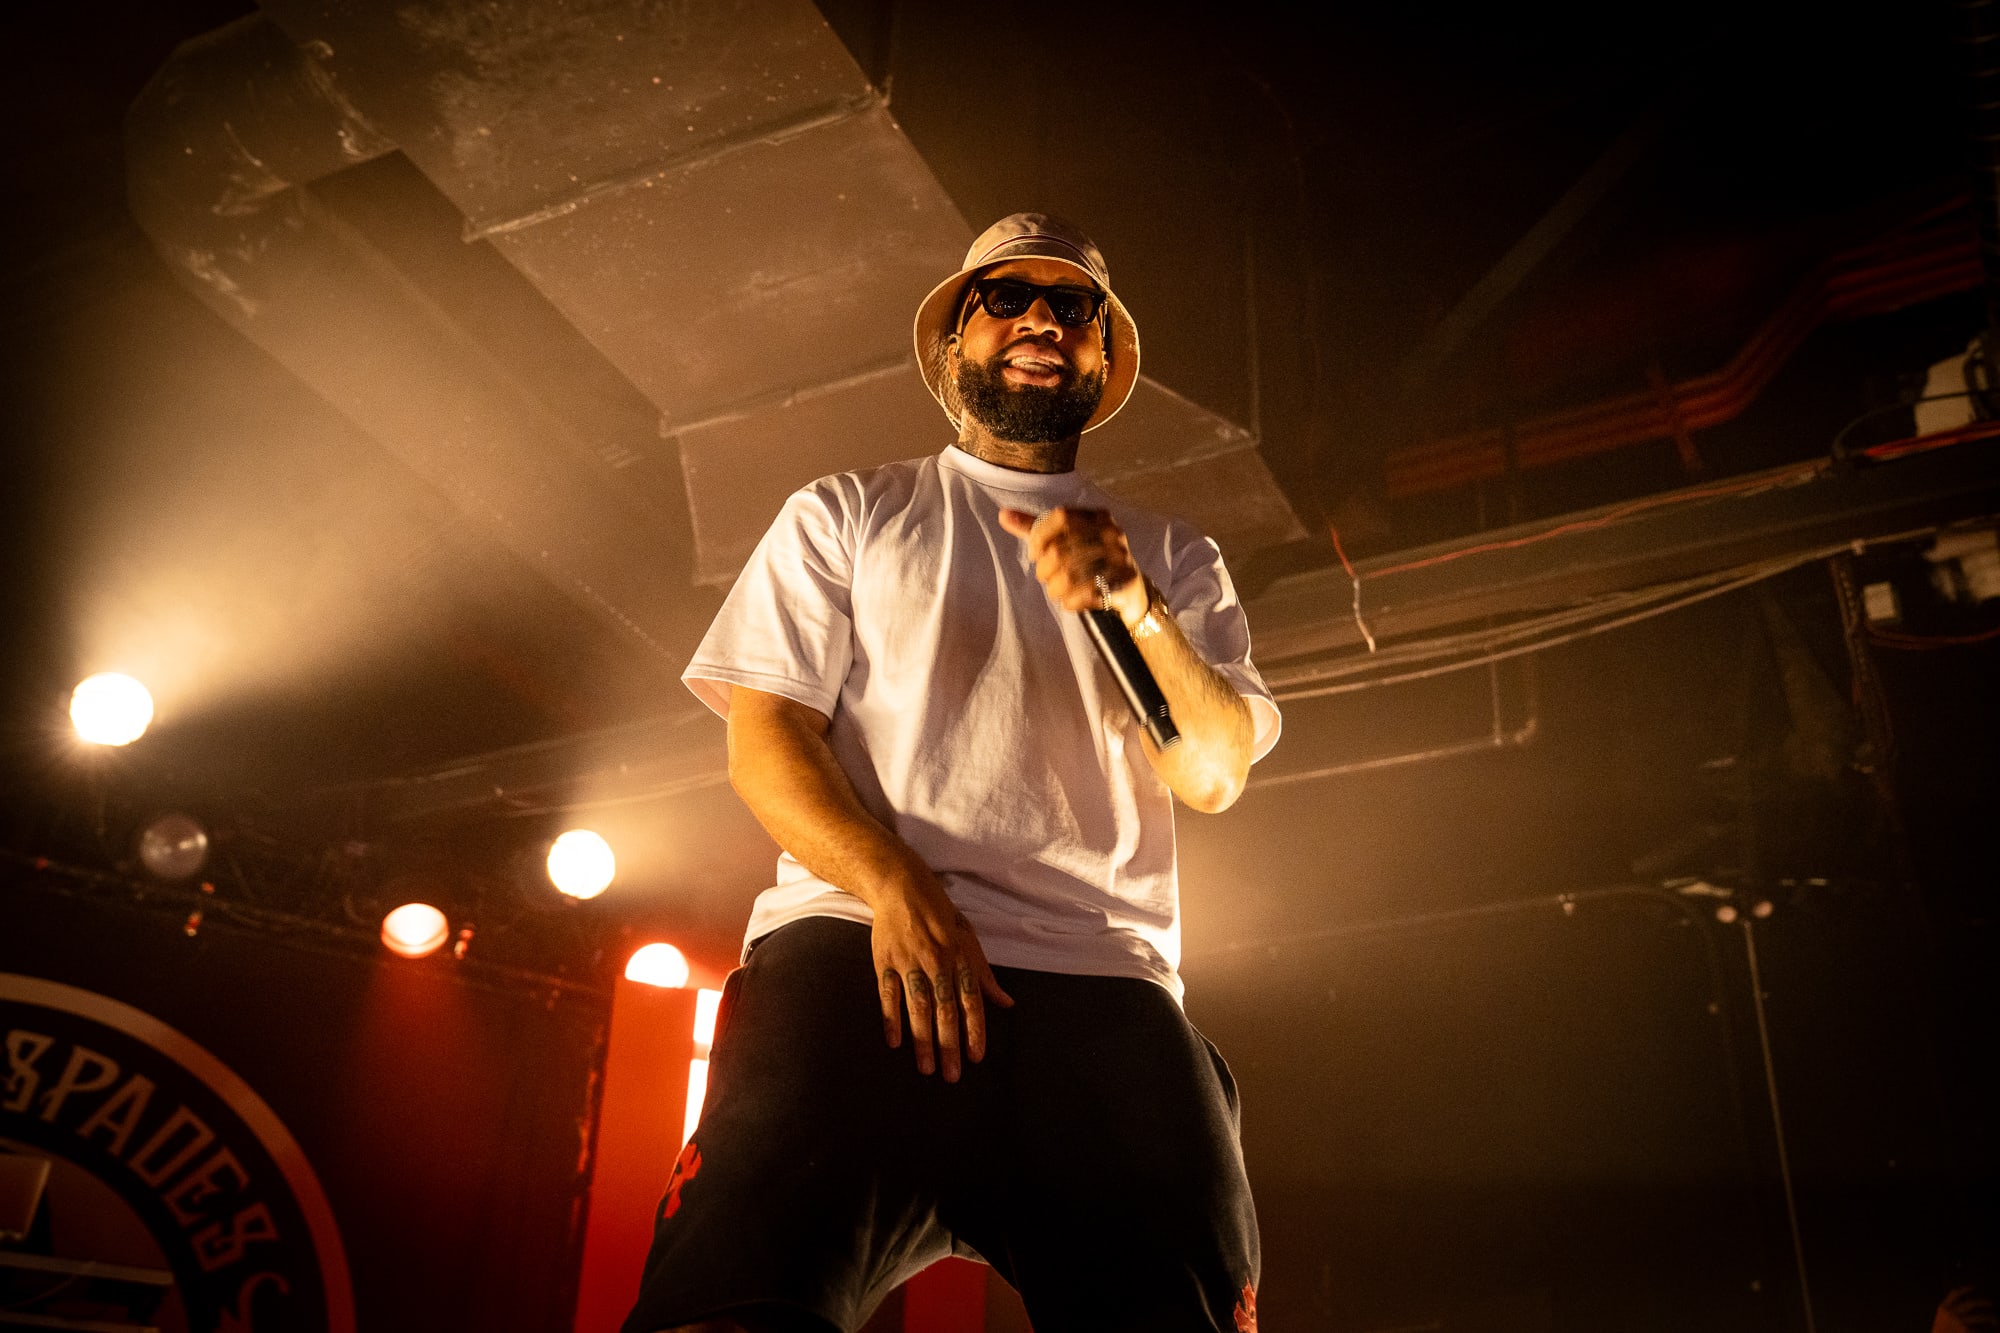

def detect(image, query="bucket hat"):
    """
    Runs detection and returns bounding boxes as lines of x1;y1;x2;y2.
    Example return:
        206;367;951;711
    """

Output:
913;212;1140;433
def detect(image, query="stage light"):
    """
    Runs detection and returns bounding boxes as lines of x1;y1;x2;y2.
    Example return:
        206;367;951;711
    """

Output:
381;902;449;959
137;813;209;880
683;1057;709;1147
70;673;154;746
624;942;690;989
547;829;615;899
682;987;724;1146
693;987;723;1051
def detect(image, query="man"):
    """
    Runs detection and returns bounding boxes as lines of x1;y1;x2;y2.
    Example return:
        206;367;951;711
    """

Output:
623;213;1281;1333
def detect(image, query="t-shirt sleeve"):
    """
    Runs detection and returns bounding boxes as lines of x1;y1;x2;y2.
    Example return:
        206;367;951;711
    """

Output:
1164;530;1283;764
682;481;856;720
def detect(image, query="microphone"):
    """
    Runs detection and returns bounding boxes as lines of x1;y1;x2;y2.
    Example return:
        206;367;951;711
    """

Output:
1080;607;1181;749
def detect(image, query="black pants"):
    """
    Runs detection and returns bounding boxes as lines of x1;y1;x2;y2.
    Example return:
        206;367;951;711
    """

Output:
620;917;1260;1333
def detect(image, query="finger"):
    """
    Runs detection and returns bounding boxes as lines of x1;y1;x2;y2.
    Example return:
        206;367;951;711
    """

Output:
957;931;1015;1013
1046;537;1128;581
1054;568;1127;613
932;973;963;1082
980;960;1015;1008
878;967;903;1049
903;970;937;1076
957;966;988;1063
997;507;1037;539
1028;506;1077;558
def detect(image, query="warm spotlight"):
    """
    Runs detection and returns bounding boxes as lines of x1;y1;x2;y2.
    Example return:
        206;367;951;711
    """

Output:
682;1057;709;1148
624;942;690;989
70;673;154;746
684;987;724;1145
381;902;450;959
693;987;723;1050
547;829;616;899
137;813;209;880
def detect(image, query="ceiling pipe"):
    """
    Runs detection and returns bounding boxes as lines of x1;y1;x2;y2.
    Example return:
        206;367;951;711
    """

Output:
1384;207;1980;499
125;14;692;669
124;14;395;316
144;1;1297;594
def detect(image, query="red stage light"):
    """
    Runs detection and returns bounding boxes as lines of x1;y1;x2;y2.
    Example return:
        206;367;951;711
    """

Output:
624;942;690;989
381;902;449;959
682;1057;709;1148
693;987;722;1052
684;987;724;1147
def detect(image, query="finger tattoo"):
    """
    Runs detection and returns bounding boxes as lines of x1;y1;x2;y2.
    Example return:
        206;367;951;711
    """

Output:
905;972;933;1006
958;967;979;997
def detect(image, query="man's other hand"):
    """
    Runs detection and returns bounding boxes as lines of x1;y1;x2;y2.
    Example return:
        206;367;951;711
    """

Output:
871;876;1013;1082
723;685;1015;1081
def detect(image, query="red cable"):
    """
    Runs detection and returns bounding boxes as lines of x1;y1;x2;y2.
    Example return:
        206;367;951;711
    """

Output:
1858;419;2000;461
1868;622;2000;649
1328;523;1360;582
1327;524;1378;652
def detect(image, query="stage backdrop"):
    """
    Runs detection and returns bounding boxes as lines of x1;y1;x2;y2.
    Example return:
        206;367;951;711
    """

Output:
1;867;608;1333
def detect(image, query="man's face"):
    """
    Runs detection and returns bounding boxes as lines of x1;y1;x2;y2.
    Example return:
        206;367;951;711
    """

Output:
950;257;1107;444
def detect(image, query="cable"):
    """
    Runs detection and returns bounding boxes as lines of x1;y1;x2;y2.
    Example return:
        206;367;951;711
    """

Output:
1868;622;2000;649
1339;392;1991;602
1286;400;2000;699
1268;563;1763;686
1364;463;1824;582
1829;390;1978;462
1859;418;2000;463
1270;555;1810;690
488;769;731;819
1327;524;1377;652
1272;540;1894;701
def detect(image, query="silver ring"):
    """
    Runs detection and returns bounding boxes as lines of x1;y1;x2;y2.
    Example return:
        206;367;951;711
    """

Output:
1094;573;1113;610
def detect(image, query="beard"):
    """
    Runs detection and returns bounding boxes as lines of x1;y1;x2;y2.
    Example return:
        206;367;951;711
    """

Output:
955;347;1105;443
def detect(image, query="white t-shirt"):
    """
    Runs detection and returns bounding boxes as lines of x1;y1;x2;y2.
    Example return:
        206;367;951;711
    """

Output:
682;445;1281;1001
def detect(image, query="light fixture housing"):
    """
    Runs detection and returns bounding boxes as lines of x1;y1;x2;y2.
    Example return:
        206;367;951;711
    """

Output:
137;813;209;881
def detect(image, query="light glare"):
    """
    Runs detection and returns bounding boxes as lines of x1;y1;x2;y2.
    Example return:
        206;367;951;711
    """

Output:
381;902;449;959
683;1057;709;1147
624;942;690;989
693;987;723;1052
70;673;154;746
547;829;616;899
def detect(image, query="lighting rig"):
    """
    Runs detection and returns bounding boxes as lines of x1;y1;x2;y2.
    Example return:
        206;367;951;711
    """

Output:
6;672;700;1001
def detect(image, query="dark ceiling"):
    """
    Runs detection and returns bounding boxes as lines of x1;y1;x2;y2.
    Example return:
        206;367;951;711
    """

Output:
0;0;1974;970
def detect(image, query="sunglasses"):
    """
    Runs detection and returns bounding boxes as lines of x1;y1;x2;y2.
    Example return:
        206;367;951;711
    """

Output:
962;278;1108;330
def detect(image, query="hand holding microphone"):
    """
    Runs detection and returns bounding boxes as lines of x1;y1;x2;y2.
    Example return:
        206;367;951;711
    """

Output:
996;507;1181;749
